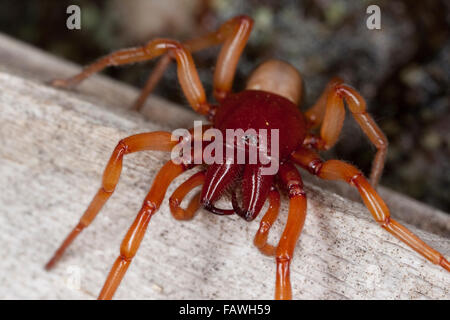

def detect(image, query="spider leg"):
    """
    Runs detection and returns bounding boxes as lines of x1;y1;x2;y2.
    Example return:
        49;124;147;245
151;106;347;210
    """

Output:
291;147;450;272
52;39;211;115
200;15;253;102
98;160;187;300
304;79;388;186
45;131;179;270
253;187;281;256
169;170;205;220
304;77;343;129
274;162;308;300
132;15;253;110
131;54;172;111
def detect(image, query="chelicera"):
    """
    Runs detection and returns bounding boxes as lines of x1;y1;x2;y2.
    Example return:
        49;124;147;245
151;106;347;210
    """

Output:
45;15;449;299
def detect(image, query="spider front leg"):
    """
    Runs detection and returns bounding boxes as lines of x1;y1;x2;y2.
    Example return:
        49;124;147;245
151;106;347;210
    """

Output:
132;15;253;110
291;147;450;272
98;159;188;299
45;131;179;270
304;79;388;186
205;15;253;102
274;162;308;300
52;39;211;115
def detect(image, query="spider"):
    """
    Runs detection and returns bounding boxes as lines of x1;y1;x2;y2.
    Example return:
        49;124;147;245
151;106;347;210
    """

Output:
45;15;449;300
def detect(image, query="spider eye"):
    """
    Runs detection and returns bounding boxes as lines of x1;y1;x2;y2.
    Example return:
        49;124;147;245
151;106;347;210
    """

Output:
241;134;258;146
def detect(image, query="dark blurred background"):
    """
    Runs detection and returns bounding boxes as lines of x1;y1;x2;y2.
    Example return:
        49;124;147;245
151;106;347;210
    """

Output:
0;0;449;212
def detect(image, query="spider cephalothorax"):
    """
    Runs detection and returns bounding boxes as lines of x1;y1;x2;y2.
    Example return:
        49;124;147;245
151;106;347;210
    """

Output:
46;15;449;300
201;87;307;221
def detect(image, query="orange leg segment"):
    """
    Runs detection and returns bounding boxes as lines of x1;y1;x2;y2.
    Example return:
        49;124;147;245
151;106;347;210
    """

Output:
131;15;253;110
98;160;186;299
131;54;172;111
291;147;450;272
45;131;179;270
274;162;308;300
304;77;343;129
207;15;253;102
169;170;205;220
253;188;281;256
51;39;210;115
304;79;388;186
336;84;388;186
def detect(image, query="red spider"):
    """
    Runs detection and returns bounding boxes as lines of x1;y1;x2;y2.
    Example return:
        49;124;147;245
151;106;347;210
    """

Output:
45;15;449;299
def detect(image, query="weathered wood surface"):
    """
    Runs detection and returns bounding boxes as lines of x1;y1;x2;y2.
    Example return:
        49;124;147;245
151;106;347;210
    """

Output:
0;34;449;299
